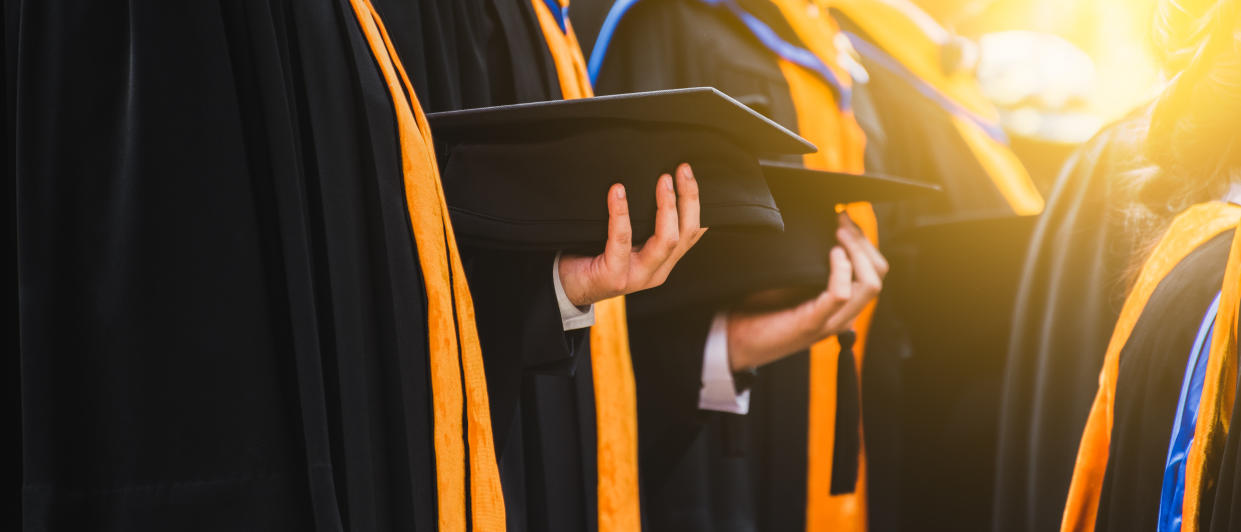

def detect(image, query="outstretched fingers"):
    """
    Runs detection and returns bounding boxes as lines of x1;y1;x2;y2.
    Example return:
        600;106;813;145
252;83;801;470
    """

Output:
647;164;705;284
836;221;882;298
826;246;854;302
635;174;681;282
804;246;852;335
839;213;888;276
675;164;702;245
599;182;633;295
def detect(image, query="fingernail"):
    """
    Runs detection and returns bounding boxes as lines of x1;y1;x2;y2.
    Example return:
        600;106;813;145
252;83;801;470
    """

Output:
663;175;674;190
679;163;693;180
615;184;626;199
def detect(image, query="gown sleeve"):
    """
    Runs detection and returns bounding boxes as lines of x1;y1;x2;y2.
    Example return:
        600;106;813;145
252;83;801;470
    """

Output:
461;247;589;446
627;307;719;490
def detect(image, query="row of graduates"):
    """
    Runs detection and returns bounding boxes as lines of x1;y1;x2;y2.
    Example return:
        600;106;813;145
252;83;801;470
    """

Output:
992;0;1241;530
11;0;1039;531
20;0;1236;532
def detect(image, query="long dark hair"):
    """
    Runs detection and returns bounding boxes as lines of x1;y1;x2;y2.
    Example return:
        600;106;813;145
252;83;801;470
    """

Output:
1125;0;1241;241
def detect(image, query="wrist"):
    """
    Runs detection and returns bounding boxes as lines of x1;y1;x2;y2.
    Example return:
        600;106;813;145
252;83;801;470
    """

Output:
725;313;753;372
726;304;826;371
558;254;596;307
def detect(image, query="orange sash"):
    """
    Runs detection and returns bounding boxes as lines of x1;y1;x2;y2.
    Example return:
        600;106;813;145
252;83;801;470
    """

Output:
1061;202;1241;532
764;1;871;530
1183;211;1241;532
826;0;995;120
345;2;507;530
530;2;643;530
826;0;1043;216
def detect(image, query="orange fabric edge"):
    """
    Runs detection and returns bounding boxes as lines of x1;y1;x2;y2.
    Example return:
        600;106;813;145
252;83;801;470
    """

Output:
348;2;508;530
527;5;644;531
530;0;592;100
822;0;998;121
591;298;643;532
1182;223;1241;532
1060;202;1241;532
949;115;1044;216
366;8;509;528
765;4;870;527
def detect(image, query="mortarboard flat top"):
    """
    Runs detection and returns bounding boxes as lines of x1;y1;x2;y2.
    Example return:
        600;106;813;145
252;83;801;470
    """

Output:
759;161;942;205
430;88;825;252
428;87;817;154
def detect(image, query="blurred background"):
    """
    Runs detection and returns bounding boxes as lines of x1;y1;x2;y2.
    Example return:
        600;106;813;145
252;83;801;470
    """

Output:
921;0;1162;135
913;0;1162;188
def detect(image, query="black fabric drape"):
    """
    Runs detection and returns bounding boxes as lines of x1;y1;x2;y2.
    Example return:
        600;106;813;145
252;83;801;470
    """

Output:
991;113;1150;532
374;0;562;110
576;1;815;530
829;30;1040;532
7;0;23;528
1094;231;1233;531
15;0;449;530
367;2;596;531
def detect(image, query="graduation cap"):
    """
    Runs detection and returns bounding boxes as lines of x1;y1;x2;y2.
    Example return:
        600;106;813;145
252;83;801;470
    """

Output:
759;160;942;206
428;87;816;252
626;161;941;318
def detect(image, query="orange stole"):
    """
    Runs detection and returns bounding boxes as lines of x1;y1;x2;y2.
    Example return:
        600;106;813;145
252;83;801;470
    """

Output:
345;1;507;530
825;0;1042;216
824;0;996;119
1183;215;1241;532
766;1;871;530
949;114;1043;216
531;0;593;99
530;2;643;531
1060;202;1241;532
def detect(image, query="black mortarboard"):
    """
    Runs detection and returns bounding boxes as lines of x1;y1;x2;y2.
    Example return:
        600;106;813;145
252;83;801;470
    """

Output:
626;162;941;317
428;88;816;252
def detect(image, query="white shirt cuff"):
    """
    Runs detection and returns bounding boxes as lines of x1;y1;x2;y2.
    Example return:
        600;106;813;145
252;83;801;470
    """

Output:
553;252;596;331
698;312;751;414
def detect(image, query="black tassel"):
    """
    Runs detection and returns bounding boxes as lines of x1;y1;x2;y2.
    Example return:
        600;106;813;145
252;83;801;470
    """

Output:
830;330;861;495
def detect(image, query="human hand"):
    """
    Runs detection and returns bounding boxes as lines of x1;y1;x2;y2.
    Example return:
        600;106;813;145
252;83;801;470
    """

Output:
725;213;888;371
558;163;707;306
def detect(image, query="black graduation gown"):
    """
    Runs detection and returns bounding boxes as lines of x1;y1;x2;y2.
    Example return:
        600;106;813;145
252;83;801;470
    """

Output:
368;1;597;531
991;113;1151;532
7;1;22;527
15;1;446;530
829;12;1042;531
1092;230;1235;531
576;1;827;530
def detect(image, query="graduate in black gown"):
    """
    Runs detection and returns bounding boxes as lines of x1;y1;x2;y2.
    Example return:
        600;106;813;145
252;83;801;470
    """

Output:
13;1;699;531
371;3;600;529
581;0;1046;528
1059;1;1241;529
991;109;1152;532
577;1;887;530
819;2;1047;529
15;1;487;530
368;2;708;531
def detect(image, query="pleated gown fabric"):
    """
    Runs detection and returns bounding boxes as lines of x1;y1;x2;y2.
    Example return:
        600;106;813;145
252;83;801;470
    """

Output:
14;0;502;530
366;1;626;530
991;113;1151;532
